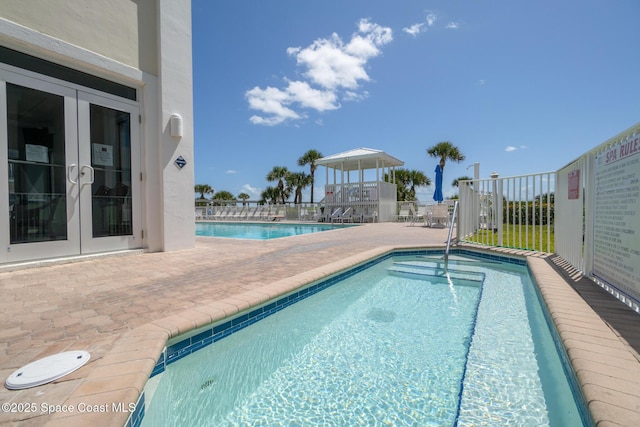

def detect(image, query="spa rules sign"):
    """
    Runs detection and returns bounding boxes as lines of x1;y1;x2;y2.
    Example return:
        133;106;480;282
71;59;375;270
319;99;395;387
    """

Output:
593;136;640;304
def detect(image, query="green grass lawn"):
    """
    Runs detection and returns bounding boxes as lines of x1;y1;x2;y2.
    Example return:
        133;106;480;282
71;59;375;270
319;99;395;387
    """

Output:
464;224;555;253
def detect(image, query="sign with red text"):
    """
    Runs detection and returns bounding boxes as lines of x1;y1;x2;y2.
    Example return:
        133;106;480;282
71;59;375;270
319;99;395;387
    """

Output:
593;135;640;304
568;170;580;199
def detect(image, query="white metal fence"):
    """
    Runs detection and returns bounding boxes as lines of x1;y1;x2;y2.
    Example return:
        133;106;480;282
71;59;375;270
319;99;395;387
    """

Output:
457;172;555;252
454;121;640;313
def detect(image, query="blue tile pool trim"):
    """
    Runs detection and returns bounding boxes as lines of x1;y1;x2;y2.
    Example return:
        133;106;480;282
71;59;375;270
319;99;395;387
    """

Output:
130;249;531;427
151;248;526;377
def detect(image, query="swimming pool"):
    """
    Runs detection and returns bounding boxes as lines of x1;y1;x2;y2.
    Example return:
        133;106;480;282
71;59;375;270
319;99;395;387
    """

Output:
195;222;354;240
139;250;591;426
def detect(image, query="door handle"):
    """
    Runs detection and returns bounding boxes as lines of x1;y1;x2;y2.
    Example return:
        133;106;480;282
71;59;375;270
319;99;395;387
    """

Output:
80;165;94;186
67;164;78;184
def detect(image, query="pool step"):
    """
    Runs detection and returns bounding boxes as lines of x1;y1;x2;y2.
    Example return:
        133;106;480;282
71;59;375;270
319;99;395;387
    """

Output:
416;254;502;265
388;262;485;285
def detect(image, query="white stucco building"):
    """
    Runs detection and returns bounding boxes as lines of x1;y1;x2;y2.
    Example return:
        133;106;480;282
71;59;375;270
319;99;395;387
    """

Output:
0;0;195;264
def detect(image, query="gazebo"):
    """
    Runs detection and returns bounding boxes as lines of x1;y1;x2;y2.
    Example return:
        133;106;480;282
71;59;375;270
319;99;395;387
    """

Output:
316;147;404;222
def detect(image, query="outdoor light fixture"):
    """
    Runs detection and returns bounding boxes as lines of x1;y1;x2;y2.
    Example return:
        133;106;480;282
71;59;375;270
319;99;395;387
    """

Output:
170;114;183;138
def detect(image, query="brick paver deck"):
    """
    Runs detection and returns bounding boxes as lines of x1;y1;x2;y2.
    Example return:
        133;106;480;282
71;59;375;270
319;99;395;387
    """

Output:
0;222;638;426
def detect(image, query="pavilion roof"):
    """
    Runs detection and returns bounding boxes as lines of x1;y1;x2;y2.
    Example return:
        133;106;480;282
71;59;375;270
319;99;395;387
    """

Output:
316;147;404;171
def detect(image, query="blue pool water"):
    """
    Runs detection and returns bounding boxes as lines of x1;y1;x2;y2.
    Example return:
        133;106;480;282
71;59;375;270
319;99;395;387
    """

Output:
140;251;590;427
195;222;353;240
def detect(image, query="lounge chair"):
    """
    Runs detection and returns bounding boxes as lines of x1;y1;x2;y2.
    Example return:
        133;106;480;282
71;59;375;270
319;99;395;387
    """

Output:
244;206;259;220
330;207;343;223
339;207;353;223
212;207;227;220
269;207;286;221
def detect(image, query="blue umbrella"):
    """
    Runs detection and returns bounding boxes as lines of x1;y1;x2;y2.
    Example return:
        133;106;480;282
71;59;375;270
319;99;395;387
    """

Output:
433;163;444;202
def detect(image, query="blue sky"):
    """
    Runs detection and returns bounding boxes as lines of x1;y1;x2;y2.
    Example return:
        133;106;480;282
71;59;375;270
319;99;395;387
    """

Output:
191;0;639;202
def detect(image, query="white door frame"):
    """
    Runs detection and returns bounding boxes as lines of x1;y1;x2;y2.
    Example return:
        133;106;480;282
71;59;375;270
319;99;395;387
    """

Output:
0;65;142;264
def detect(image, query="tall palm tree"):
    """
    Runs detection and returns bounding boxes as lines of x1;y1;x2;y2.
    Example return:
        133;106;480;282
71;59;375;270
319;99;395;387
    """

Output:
297;149;323;203
427;141;465;202
194;184;214;199
266;166;289;204
288;171;312;204
426;141;465;169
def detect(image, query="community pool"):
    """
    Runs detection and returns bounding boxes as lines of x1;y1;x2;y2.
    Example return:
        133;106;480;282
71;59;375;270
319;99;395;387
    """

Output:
195;222;354;240
139;250;590;426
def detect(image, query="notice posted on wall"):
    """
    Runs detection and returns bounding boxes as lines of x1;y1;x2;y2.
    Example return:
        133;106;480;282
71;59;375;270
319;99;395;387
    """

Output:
593;136;640;303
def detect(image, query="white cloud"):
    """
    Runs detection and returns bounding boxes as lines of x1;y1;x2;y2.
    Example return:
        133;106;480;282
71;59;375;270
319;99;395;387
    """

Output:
477;79;487;86
403;23;424;37
286;80;340;111
425;12;437;27
247;19;392;126
404;12;437;38
241;184;261;198
246;86;301;126
226;170;238;174
446;22;459;29
505;145;528;152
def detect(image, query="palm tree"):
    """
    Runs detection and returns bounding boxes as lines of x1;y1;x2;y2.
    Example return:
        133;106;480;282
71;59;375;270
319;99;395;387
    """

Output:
266;166;289;204
288;171;312;204
427;141;465;202
427;141;465;169
386;169;431;201
452;176;473;187
212;190;235;205
297;149;323;203
406;170;430;201
237;192;250;206
194;184;214;199
259;186;280;204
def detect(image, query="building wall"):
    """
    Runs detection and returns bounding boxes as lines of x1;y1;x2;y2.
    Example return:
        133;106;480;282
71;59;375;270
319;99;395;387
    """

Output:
0;0;158;74
0;0;195;257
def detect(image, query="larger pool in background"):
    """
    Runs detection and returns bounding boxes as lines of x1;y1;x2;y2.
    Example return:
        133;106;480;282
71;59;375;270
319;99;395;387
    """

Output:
195;222;354;240
140;251;591;427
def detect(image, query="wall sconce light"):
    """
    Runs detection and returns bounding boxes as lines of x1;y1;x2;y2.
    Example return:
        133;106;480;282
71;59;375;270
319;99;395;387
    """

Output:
170;114;183;138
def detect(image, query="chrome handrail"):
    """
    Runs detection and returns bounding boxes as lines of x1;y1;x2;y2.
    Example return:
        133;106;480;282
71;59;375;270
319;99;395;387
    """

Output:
444;201;458;263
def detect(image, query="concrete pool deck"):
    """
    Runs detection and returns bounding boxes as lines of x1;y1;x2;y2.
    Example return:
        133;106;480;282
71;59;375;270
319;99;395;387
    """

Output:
0;222;638;426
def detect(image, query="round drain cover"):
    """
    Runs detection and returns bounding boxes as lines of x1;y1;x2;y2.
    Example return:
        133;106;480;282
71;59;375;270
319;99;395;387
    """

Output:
5;350;90;390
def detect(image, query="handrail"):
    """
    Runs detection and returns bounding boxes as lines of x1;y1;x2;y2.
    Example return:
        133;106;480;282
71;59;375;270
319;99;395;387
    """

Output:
444;201;458;263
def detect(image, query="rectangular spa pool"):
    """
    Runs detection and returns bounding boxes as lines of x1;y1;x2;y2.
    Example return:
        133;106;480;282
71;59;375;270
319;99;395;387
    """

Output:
195;222;354;240
138;250;591;427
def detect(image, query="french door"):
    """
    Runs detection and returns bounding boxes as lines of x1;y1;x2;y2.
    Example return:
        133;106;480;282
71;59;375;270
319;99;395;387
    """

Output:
0;68;141;263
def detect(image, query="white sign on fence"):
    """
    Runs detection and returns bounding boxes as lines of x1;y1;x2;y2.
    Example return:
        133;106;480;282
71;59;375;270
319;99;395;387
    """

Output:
593;136;640;304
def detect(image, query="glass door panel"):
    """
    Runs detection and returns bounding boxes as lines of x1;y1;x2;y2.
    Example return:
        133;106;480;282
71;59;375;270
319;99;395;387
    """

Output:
78;92;140;254
89;104;132;238
6;83;68;243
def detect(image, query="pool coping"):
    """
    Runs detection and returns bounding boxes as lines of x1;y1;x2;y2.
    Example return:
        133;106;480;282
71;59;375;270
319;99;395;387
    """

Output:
44;244;640;427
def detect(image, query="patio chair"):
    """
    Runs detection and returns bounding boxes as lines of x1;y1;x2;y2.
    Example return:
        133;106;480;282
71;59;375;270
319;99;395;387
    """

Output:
426;203;449;228
397;204;413;222
410;205;427;226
